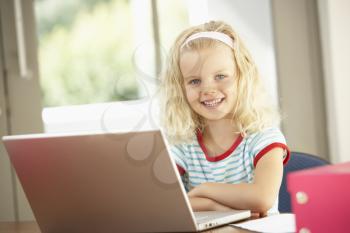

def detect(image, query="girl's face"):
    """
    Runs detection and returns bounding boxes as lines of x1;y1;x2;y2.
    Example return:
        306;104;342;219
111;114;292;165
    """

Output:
180;44;237;122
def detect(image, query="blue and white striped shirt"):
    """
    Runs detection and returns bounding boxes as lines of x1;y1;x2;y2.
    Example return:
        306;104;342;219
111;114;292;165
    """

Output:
170;127;290;214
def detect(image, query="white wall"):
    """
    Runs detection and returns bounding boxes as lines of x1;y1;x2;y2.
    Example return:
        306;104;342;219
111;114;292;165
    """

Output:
318;0;350;162
271;0;329;159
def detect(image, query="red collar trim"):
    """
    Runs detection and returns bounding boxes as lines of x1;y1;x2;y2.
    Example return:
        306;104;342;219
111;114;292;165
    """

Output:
196;130;243;162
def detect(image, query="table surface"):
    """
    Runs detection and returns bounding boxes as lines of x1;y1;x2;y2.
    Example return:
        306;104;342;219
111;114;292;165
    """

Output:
0;221;255;233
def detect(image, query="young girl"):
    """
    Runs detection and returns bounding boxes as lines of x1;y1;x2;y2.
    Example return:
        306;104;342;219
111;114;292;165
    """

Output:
159;21;290;215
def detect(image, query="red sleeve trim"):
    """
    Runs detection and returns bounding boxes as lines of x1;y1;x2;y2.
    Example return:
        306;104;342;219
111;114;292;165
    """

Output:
253;143;291;167
176;164;186;175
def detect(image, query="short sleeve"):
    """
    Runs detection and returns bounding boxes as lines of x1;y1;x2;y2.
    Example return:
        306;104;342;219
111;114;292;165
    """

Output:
169;145;188;176
249;127;290;167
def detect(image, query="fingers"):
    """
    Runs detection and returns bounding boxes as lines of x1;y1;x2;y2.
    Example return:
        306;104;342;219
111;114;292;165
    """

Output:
251;212;268;219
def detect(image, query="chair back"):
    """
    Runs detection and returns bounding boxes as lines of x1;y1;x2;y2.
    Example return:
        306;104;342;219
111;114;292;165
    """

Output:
279;151;329;212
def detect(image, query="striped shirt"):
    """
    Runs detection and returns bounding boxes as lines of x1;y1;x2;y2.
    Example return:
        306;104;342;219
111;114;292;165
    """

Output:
170;127;290;214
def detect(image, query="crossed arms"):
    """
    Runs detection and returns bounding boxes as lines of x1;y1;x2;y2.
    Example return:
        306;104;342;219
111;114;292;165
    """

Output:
187;148;284;214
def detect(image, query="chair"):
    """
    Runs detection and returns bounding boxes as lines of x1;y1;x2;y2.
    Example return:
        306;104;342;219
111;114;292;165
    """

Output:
278;151;330;213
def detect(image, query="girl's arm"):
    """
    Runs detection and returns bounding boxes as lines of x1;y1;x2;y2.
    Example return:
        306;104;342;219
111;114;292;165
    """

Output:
189;197;233;211
188;148;284;213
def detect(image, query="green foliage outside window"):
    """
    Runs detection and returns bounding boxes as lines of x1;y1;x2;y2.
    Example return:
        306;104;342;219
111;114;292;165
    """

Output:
36;0;138;107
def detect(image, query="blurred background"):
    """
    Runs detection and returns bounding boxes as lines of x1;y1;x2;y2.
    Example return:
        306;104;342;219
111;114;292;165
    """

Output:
1;0;349;221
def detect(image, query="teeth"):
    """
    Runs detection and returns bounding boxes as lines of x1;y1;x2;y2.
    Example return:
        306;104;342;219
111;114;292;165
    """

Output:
202;98;223;107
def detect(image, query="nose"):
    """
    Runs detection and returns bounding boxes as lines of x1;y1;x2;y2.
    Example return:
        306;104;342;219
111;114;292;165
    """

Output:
201;80;217;95
202;88;217;95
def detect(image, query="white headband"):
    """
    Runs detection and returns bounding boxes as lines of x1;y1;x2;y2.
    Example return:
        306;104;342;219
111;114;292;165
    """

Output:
181;31;234;50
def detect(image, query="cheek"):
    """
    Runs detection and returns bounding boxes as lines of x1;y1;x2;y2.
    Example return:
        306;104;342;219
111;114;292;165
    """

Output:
224;86;236;96
184;87;198;103
223;82;238;105
223;79;237;95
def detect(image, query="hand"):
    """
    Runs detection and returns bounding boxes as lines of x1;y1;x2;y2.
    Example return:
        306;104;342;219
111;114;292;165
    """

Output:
188;182;209;198
189;196;232;211
251;211;268;218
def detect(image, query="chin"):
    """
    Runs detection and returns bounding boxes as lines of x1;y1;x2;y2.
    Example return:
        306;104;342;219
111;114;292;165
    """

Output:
201;113;230;121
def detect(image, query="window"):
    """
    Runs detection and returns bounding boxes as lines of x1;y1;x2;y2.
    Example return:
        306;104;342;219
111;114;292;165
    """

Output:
36;0;139;106
34;0;189;133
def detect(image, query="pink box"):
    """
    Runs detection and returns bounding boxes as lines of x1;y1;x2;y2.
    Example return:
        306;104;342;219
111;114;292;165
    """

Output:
288;162;350;233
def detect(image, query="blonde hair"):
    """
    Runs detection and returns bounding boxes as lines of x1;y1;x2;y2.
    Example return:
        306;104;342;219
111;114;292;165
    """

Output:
159;21;280;144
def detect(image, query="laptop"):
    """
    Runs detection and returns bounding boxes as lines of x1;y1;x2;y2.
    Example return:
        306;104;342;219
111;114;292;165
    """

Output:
2;130;250;232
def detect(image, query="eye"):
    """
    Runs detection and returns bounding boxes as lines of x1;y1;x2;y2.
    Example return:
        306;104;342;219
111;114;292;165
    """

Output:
188;79;201;85
215;74;226;80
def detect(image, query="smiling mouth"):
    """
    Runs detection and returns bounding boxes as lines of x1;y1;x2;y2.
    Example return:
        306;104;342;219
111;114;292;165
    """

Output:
201;98;225;107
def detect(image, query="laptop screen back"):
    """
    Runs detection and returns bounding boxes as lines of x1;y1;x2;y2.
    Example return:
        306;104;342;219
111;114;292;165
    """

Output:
3;130;197;232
